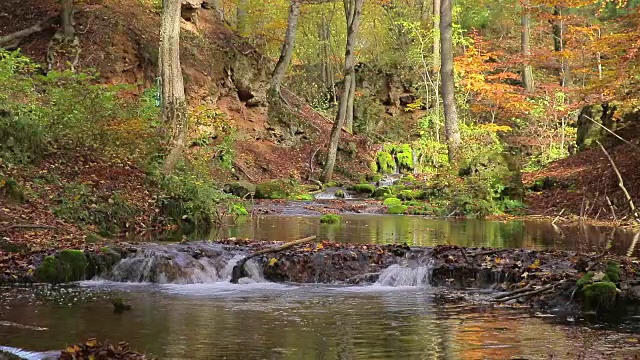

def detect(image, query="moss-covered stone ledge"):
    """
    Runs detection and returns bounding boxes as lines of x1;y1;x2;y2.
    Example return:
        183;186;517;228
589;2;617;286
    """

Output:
0;246;131;284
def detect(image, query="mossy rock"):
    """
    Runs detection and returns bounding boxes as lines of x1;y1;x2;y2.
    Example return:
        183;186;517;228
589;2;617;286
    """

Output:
372;186;392;198
255;179;298;199
383;197;402;207
369;161;379;173
335;190;345;198
366;174;383;182
348;183;375;195
386;204;408;214
396;189;426;201
224;181;256;198
36;250;88;284
605;261;621;283
0;176;25;203
583;281;618;312
395;144;414;172
376;151;396;174
291;193;314;201
320;214;342;224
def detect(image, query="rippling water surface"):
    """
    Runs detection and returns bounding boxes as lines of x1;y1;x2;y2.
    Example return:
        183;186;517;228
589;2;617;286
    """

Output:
2;282;640;359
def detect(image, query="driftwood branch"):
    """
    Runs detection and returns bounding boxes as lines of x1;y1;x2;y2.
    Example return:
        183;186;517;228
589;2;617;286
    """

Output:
230;236;317;283
0;16;58;47
0;224;57;233
493;283;534;300
596;141;639;222
491;280;565;303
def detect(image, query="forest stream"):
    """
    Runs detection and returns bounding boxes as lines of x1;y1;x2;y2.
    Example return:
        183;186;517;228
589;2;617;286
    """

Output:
2;207;640;359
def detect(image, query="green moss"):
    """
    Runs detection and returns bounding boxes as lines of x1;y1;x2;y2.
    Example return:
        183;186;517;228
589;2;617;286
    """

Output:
383;197;402;207
577;272;595;288
387;204;408;214
396;144;414;172
605;261;621;283
369;161;379;173
291;193;315;201
320;214;342;224
397;189;426;201
35;256;62;284
367;174;383;182
349;183;375;195
583;281;618;312
35;250;88;284
372;186;392;198
335;190;345;198
255;179;298;199
376;151;396;174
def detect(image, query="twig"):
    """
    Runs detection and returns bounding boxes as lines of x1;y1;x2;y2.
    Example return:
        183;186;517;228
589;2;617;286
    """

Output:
0;224;57;233
0;16;58;47
230;236;317;283
596;141;639;222
491;280;565;303
459;247;470;264
493;283;534;300
627;231;640;257
552;208;565;225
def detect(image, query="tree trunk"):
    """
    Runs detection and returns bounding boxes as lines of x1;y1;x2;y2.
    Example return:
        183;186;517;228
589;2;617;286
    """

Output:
552;6;571;87
320;0;364;183
439;0;460;163
160;0;188;175
345;73;356;132
270;0;301;94
237;0;249;36
432;0;440;71
60;0;75;40
521;0;534;92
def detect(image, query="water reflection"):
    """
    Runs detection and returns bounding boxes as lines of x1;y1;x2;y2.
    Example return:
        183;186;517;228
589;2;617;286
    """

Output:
200;215;639;257
1;285;639;359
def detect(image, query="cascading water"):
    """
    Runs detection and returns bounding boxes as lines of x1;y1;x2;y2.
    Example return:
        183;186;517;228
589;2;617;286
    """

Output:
377;173;403;187
375;259;434;287
0;346;58;360
314;187;354;200
98;243;265;284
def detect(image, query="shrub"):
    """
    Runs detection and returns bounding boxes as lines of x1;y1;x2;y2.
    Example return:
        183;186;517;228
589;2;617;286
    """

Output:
54;184;140;233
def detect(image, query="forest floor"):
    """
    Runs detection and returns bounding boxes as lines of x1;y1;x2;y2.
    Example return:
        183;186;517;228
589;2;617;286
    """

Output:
523;139;640;226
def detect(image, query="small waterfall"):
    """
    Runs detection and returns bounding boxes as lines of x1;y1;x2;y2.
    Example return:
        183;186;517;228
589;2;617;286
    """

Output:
377;173;403;187
0;346;58;360
314;187;354;200
375;260;433;287
99;243;264;284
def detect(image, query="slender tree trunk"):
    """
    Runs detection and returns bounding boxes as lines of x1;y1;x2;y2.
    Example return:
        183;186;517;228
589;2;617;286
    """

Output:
237;0;249;36
160;0;188;175
552;6;571;87
521;0;534;92
439;0;460;163
270;0;301;94
432;0;440;71
60;0;75;40
320;0;364;183
345;72;356;132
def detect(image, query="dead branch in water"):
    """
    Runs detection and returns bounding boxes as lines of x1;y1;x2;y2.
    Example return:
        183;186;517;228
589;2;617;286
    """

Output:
230;236;317;283
596;141;639;222
491;280;565;303
0;224;57;233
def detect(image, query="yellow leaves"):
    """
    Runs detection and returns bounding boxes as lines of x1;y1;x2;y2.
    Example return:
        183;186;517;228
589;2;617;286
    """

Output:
0;178;5;188
85;338;98;347
268;257;278;266
479;123;512;133
65;345;82;354
528;259;541;270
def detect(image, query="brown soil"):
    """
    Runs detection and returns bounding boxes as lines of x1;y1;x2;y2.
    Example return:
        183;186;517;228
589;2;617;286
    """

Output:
523;140;640;223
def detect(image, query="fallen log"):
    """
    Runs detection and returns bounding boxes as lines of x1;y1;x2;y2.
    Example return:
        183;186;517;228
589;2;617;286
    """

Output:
0;16;58;48
230;235;316;283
